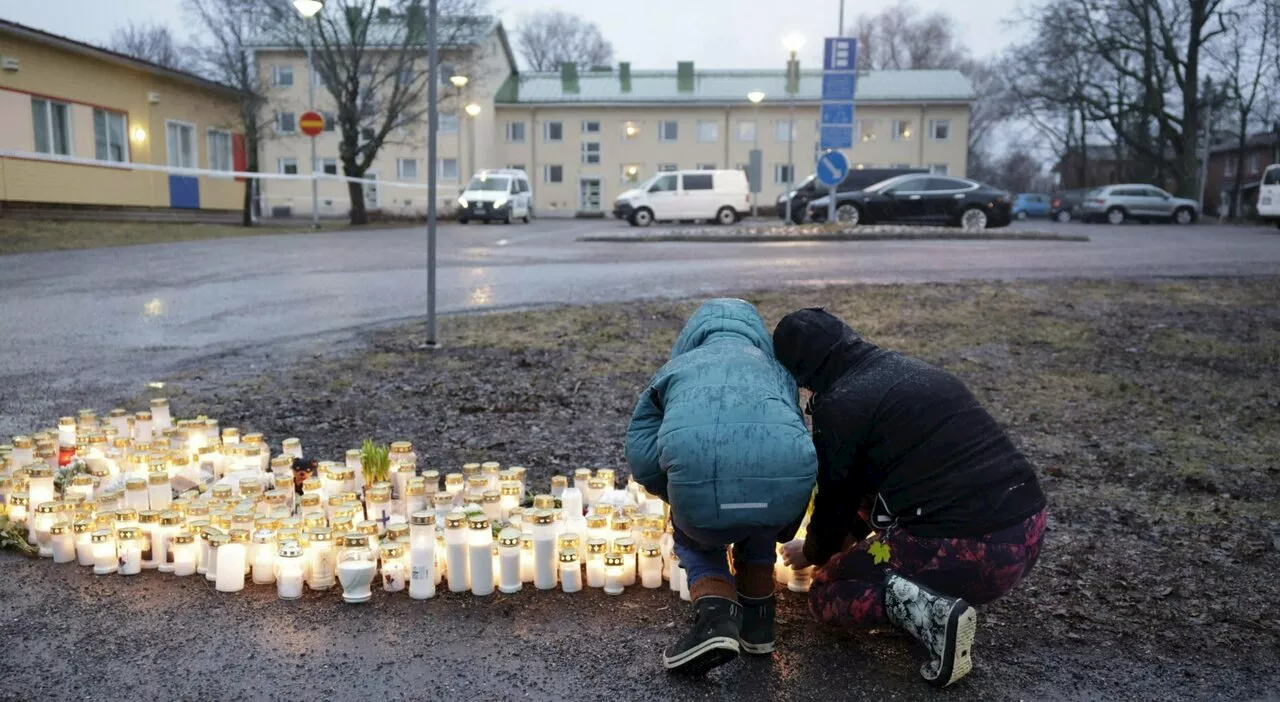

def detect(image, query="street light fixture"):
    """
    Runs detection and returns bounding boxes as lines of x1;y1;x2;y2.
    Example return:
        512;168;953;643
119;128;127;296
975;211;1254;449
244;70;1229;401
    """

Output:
781;32;805;223
747;91;765;217
449;75;469;88
464;103;482;117
294;0;324;229
782;33;806;53
293;0;323;18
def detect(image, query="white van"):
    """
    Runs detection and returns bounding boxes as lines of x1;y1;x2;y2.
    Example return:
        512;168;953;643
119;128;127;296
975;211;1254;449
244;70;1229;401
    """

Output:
457;169;533;224
612;169;750;226
1258;164;1280;228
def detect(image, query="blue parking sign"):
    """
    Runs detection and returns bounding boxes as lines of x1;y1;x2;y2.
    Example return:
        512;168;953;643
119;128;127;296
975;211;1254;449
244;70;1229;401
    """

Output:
821;103;854;125
819;125;854;151
821;73;856;101
823;37;858;71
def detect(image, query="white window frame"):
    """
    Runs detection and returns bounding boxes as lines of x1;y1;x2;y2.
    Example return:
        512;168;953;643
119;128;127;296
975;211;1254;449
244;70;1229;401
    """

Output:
319;158;339;176
505;121;526;143
93;108;129;163
272;64;294;87
322;111;337;132
929;119;951;141
397;158;419;181
929;164;949;175
439;158;458;180
165;119;197;168
736;121;756;143
860;119;877;142
581;141;602;165
658;120;679;142
774;120;795;143
696;163;717;170
276;111;297;134
543;164;564;183
206;128;233;172
277;157;298;175
658;163;678;172
581;120;601;134
696;121;718;143
438;112;458;134
893;120;913;141
544;121;564;142
31;98;73;156
1249;153;1261;174
773;164;793;184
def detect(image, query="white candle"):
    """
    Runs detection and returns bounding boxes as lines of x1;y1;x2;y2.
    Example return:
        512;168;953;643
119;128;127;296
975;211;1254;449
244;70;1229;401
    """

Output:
252;535;277;585
559;550;582;593
155;514;179;573
147;473;172;511
277;544;304;599
468;515;494;596
307;529;336;590
74;521;95;566
585;478;605;509
172;534;197;576
597;469;617;491
519;535;535;583
678;566;691;601
670;554;682;592
604;554;624;595
337;560;376;604
616;538;637;587
138;512;160;569
497;528;521;594
532;509;557;590
409;511;437;599
499;481;520;521
51;523;76;563
117;528;143;576
774;550;791;586
586;558;606;588
57;417;77;448
788;566;813;593
216;530;248;592
134;411;154;443
444;512;469;593
639;545;663;588
150;399;172;432
91;530;117;574
33;502;57;557
205;533;225;582
382;544;408;593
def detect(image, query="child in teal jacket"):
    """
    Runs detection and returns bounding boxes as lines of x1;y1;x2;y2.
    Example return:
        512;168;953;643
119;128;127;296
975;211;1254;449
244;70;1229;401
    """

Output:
626;298;816;674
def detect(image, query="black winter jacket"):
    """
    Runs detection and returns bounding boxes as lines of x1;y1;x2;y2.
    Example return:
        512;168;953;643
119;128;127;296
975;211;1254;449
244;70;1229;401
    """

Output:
773;308;1047;567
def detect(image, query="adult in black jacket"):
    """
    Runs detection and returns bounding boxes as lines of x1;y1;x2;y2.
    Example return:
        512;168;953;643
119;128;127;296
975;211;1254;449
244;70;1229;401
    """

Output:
773;308;1047;688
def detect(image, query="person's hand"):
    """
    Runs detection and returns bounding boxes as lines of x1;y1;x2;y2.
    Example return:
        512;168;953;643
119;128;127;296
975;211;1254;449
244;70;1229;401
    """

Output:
781;538;810;569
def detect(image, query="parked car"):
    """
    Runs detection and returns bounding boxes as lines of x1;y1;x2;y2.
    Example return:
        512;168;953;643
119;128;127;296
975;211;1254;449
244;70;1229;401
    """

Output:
613;169;750;226
1080;184;1200;225
807;174;1012;229
777;168;928;223
1258;164;1280;229
457;169;533;224
1012;193;1052;220
1049;189;1091;223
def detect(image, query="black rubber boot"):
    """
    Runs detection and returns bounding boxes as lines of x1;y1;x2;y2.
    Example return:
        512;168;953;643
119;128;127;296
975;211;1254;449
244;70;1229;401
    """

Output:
738;595;776;654
662;596;743;674
883;570;977;687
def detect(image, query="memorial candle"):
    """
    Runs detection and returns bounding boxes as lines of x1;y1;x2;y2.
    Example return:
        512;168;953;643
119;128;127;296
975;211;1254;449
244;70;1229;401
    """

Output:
74;519;95;566
468;515;494;596
171;533;197;576
137;510;160;569
549;475;568;500
404;478;426;520
585;539;607;588
117;526;143;576
134;411;154;443
91;529;117;574
480;461;500;490
366;488;391;536
276;543;304;599
216;529;249;592
381;542;407;593
156;511;182;573
497;528;521;594
147;472;172;512
444;512;469;593
519;534;535;583
50;521;75;563
616;538;638;587
585;478;606;509
7;493;28;532
597;469;617;491
34;502;58;557
604;553;625;595
640;543;664;588
443;473;464;502
57;417;77;449
252;531;278;585
408;511;437;600
499;481;521;521
532;510;557;590
573;467;591;492
281;437;303;460
481;490;501;523
559;549;582;593
26;465;54;516
431;492;454;527
788;566;813;593
337;534;375;604
150;398;172;432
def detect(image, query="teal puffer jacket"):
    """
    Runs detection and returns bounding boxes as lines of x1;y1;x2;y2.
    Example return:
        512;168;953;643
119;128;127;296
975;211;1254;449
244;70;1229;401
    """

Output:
625;299;817;533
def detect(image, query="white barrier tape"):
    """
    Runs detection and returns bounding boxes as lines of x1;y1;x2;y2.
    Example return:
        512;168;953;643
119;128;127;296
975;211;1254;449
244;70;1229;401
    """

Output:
0;149;428;190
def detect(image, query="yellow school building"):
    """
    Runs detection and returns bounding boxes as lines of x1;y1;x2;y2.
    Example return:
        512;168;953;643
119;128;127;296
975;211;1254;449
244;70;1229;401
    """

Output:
0;19;245;213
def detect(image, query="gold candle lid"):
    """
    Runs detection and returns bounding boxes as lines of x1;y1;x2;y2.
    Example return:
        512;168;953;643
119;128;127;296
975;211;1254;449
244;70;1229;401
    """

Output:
481;460;500;472
281;438;300;452
410;511;436;527
587;478;606;490
147;473;170;486
615;538;636;554
387;523;410;541
432;492;454;507
327;495;345;507
25;465;53;479
114;508;138;522
482;489;500;504
211;485;233;499
300;494;321;509
466;476;488;491
278;542;302;558
356;520;378;536
611;517;632;532
468;514;491;530
242;432;264;445
208;533;230;547
500;482;521;497
498;527;520;547
586;538;608;554
240;481;263;496
12;436;33;449
330;518;353;534
58;416;77;428
573;468;591;480
73;519;94;534
532;494;555;510
509;466;527;481
303;514;327;529
49;521;70;535
586;515;607;529
559;549;579;564
366;487;390;503
461;463;481;477
116;526;141;540
172;533;195;545
7;493;28;507
605;553;623;567
558;534;581;550
342;534;368;548
229;528;250;543
381;542;405;559
137;510;160;524
444;512;467;529
264;491;287;505
159;511;183;527
405;477;426;496
390;441;413;454
520;534;534;549
35;501;60;515
593;504;613;517
444;473;464;487
70;474;95;487
641;543;662;558
271;455;293;471
550;475;568;489
90;529;114;543
420;470;440;487
135;410;153;422
309;527;333;542
302;478;321;493
532;509;554;526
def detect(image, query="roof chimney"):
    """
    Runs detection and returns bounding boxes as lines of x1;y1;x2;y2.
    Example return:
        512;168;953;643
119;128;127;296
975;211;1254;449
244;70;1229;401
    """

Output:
560;62;579;93
619;62;631;92
677;61;694;92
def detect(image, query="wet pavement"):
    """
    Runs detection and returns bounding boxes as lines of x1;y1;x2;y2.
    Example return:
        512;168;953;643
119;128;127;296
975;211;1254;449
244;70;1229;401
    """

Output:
2;217;1280;435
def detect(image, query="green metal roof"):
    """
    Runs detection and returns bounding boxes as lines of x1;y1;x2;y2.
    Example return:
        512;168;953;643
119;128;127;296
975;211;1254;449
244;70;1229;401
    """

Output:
494;68;973;105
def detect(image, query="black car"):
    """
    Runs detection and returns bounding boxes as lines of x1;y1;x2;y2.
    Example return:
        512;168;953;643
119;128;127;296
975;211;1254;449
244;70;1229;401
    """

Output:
1049;189;1090;223
777;168;927;223
807;174;1012;229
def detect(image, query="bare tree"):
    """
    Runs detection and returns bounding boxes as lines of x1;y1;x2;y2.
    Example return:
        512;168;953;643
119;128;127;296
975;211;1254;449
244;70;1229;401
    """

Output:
514;10;613;71
1209;0;1277;216
109;22;190;71
275;0;487;225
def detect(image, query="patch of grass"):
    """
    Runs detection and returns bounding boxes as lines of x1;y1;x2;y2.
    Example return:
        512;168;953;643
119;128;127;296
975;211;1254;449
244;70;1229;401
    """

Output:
0;219;407;256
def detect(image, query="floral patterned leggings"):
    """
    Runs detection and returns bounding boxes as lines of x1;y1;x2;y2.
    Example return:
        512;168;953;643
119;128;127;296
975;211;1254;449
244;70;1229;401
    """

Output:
809;510;1046;629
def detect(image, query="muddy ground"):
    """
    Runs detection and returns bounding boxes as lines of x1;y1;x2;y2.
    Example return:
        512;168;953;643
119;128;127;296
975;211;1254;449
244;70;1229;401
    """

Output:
2;277;1278;700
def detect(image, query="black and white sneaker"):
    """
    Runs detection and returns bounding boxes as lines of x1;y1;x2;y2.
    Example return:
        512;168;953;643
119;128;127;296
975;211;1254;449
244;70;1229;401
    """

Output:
883;570;977;687
738;594;776;654
662;596;742;674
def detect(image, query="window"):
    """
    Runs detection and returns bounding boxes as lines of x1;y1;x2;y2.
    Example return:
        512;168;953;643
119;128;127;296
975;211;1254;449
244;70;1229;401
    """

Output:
893;120;913;141
774;164;793;184
439;113;458;134
621;164;642;183
581;141;601;165
397;67;414;86
272;64;294;87
543;164;563;183
397;158;418;180
650;174;678;192
929;164;949;175
93;109;127;162
276;111;296;134
683;174;713;190
696;163;716;170
930;119;951;141
774;120;795;142
544;121;563;142
1264;166;1280;185
658;163;678;172
439;158;458;180
165;122;195;168
581;120;601;134
360;126;376;142
737;121;756;142
1224;158;1236;177
31;98;72;156
505;121;526;143
1249;153;1261;174
860;119;877;142
659;120;679;142
439;63;457;87
207;129;233;171
319;158;338;175
923;178;964;191
278;158;298;175
322;111;336;132
696;121;718;143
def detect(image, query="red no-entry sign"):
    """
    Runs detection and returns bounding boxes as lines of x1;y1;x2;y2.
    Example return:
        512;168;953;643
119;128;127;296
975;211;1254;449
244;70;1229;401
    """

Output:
299;111;324;137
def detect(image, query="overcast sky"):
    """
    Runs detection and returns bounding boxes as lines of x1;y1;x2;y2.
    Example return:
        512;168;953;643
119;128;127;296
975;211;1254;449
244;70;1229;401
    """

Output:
2;0;1026;70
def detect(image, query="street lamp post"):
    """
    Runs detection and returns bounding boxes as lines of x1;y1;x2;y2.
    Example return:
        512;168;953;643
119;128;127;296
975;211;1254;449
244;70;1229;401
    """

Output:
782;33;805;225
464;103;481;181
294;0;324;229
450;75;468;188
747;90;765;218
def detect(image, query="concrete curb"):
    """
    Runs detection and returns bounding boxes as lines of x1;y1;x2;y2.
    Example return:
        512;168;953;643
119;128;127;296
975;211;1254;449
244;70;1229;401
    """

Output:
578;231;1091;243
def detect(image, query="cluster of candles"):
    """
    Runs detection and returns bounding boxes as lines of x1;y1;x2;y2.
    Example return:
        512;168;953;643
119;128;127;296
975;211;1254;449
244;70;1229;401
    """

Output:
0;400;814;602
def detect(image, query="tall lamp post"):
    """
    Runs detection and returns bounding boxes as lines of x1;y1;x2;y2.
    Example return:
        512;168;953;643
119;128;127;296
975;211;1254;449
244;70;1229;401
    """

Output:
464;103;481;180
450;75;468;187
293;0;323;229
782;33;805;224
747;90;765;218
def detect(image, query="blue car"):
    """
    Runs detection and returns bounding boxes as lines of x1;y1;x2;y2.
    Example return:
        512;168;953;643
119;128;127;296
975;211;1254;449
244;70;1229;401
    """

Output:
1012;193;1052;220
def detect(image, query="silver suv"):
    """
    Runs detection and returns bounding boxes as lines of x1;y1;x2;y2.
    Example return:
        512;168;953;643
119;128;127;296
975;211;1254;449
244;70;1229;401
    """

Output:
1081;184;1200;225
